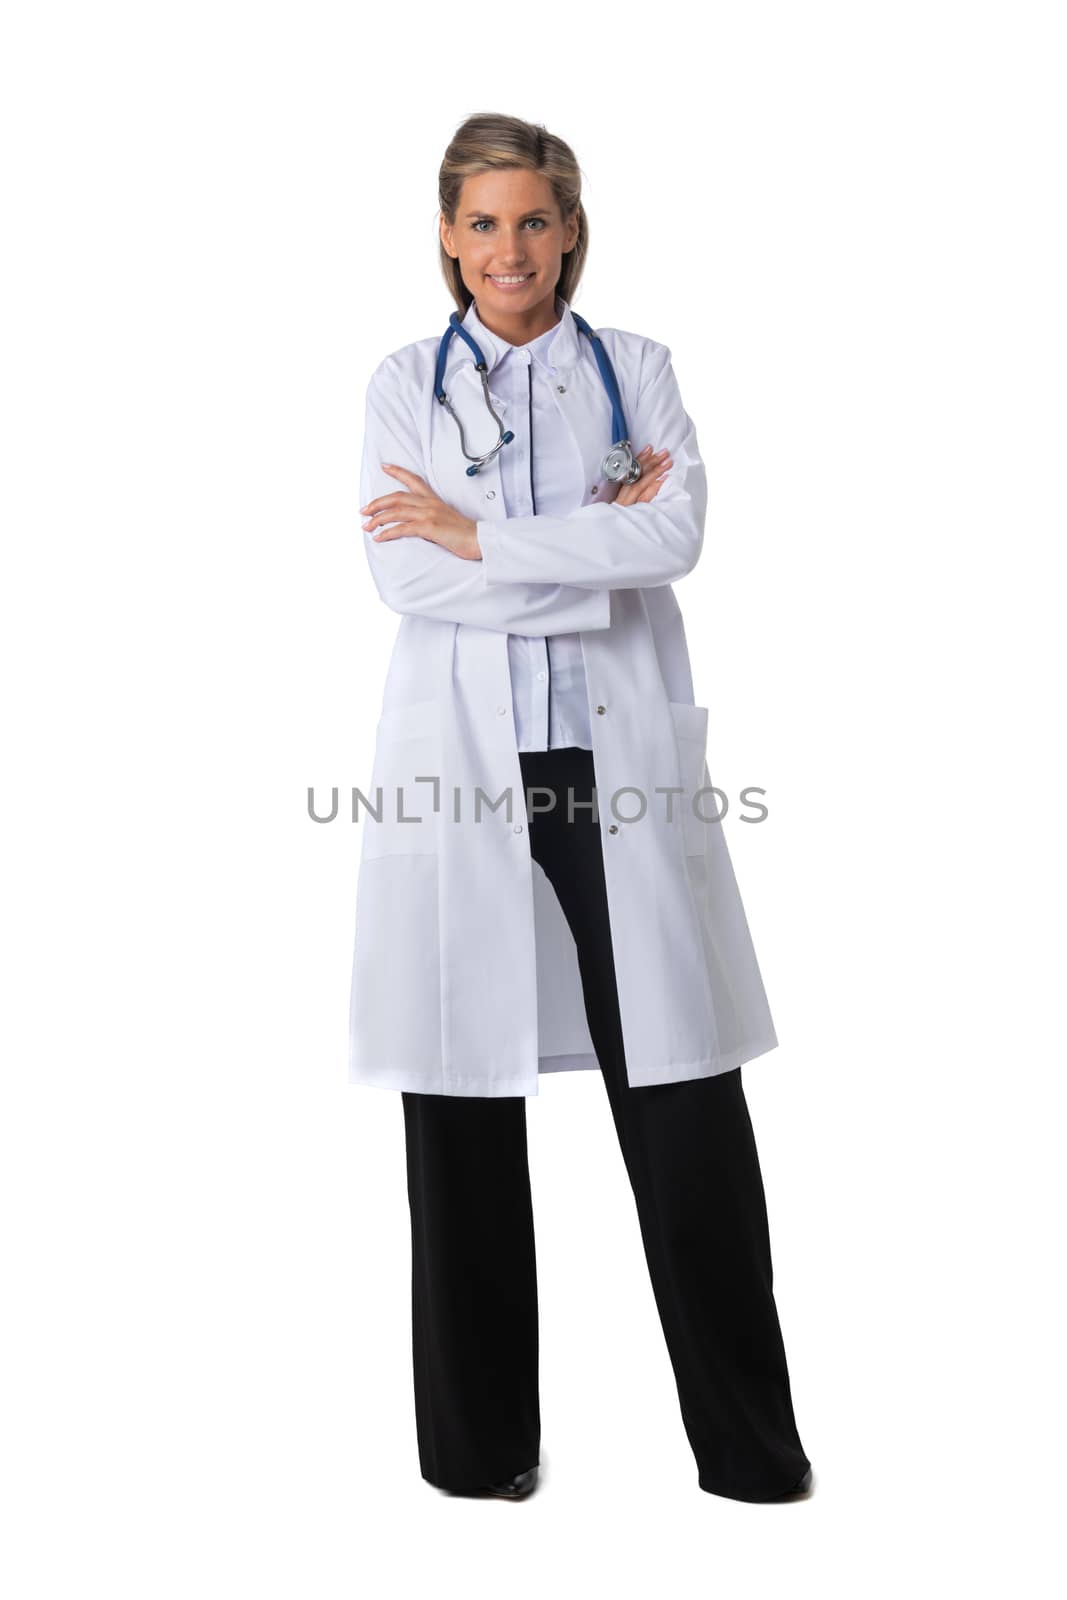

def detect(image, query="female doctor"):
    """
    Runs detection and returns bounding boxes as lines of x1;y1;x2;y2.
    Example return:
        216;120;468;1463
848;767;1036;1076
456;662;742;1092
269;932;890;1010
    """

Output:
352;112;813;1504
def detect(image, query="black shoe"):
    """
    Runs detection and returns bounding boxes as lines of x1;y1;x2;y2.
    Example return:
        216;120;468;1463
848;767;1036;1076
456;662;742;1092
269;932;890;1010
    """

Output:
771;1466;813;1500
481;1464;539;1499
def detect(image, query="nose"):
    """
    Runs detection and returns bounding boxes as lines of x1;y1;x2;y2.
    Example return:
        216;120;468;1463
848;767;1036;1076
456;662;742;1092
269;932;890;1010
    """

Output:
495;228;530;263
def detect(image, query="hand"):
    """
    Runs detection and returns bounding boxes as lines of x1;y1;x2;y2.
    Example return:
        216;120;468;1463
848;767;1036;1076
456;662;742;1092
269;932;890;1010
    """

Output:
614;445;673;506
361;465;481;560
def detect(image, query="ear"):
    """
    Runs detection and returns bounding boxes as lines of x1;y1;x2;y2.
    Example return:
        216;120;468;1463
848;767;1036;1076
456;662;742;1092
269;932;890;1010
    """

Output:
439;212;456;258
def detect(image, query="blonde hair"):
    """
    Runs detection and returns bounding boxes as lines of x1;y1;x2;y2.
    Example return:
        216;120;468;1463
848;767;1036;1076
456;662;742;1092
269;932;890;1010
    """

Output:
438;112;589;315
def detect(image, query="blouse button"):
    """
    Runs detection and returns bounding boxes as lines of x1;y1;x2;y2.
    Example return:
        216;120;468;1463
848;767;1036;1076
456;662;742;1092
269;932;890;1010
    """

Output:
608;824;619;834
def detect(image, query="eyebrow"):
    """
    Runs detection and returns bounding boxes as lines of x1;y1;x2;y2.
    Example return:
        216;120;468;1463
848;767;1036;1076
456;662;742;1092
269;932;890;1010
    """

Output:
462;208;552;220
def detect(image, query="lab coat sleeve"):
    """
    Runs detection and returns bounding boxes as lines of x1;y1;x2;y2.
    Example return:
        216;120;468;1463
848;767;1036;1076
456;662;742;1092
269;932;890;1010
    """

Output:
476;342;706;590
360;361;611;635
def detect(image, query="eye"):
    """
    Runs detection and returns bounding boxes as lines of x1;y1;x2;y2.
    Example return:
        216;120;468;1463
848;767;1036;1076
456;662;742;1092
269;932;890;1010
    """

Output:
470;218;548;233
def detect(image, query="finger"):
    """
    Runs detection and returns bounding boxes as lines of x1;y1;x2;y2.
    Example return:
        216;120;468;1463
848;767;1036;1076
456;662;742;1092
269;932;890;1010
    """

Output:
635;470;670;503
360;465;428;513
381;464;427;487
363;499;423;529
630;456;670;487
362;491;430;524
371;522;420;542
629;450;670;481
364;510;421;531
360;491;413;515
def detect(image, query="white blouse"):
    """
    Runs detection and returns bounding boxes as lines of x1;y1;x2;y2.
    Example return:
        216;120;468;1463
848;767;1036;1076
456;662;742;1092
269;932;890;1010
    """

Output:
462;296;593;752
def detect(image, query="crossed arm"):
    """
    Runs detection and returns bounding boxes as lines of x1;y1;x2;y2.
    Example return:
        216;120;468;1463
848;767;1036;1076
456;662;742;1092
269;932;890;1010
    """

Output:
359;340;706;634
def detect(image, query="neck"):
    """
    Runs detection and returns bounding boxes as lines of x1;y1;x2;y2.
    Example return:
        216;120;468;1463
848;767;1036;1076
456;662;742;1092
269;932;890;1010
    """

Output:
474;293;562;348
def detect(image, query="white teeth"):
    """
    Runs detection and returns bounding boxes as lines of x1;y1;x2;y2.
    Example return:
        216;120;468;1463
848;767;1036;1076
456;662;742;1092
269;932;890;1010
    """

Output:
489;274;532;283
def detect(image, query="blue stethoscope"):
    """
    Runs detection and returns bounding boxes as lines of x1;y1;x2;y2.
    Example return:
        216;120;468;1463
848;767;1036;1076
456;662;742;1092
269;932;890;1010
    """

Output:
433;307;642;483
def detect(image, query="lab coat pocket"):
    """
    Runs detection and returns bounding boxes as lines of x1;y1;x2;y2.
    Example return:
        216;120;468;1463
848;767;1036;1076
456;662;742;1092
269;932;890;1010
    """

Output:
668;700;711;855
361;696;441;858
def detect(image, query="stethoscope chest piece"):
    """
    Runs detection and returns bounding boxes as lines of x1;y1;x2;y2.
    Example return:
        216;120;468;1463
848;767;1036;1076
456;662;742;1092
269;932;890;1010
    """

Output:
601;442;641;484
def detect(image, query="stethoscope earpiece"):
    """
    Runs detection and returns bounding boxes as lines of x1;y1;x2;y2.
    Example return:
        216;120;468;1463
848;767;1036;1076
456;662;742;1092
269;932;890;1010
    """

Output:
463;430;514;475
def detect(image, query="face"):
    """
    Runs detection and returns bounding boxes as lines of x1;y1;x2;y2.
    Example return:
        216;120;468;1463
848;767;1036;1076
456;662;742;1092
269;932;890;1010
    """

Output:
440;168;579;330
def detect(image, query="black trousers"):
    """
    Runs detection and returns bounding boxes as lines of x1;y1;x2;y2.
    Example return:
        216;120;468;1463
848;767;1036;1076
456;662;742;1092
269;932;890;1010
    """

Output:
401;745;811;1501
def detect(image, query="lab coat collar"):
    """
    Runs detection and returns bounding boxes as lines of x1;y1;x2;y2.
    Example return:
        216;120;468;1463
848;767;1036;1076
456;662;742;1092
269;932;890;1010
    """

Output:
456;290;582;377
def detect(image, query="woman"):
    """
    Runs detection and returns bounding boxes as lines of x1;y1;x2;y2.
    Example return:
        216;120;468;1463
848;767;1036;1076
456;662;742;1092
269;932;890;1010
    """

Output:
349;113;813;1504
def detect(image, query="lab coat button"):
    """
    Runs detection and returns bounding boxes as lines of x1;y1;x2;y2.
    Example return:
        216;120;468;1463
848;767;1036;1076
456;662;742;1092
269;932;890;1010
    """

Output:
514;823;524;833
485;489;495;500
608;824;619;834
556;384;566;394
537;670;547;682
596;704;607;715
497;705;508;716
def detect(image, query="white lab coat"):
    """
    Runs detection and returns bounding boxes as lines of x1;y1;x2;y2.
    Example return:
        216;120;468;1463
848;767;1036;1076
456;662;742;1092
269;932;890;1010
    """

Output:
348;296;778;1096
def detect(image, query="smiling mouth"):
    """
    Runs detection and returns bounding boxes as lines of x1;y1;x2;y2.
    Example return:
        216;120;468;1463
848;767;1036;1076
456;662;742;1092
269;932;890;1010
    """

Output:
486;272;535;285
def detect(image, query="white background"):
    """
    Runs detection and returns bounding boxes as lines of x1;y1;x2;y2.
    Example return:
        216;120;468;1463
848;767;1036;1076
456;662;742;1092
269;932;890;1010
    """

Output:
2;1;1064;1595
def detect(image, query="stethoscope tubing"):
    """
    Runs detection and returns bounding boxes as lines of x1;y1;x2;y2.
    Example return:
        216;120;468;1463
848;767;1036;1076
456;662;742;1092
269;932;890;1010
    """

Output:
433;307;639;482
